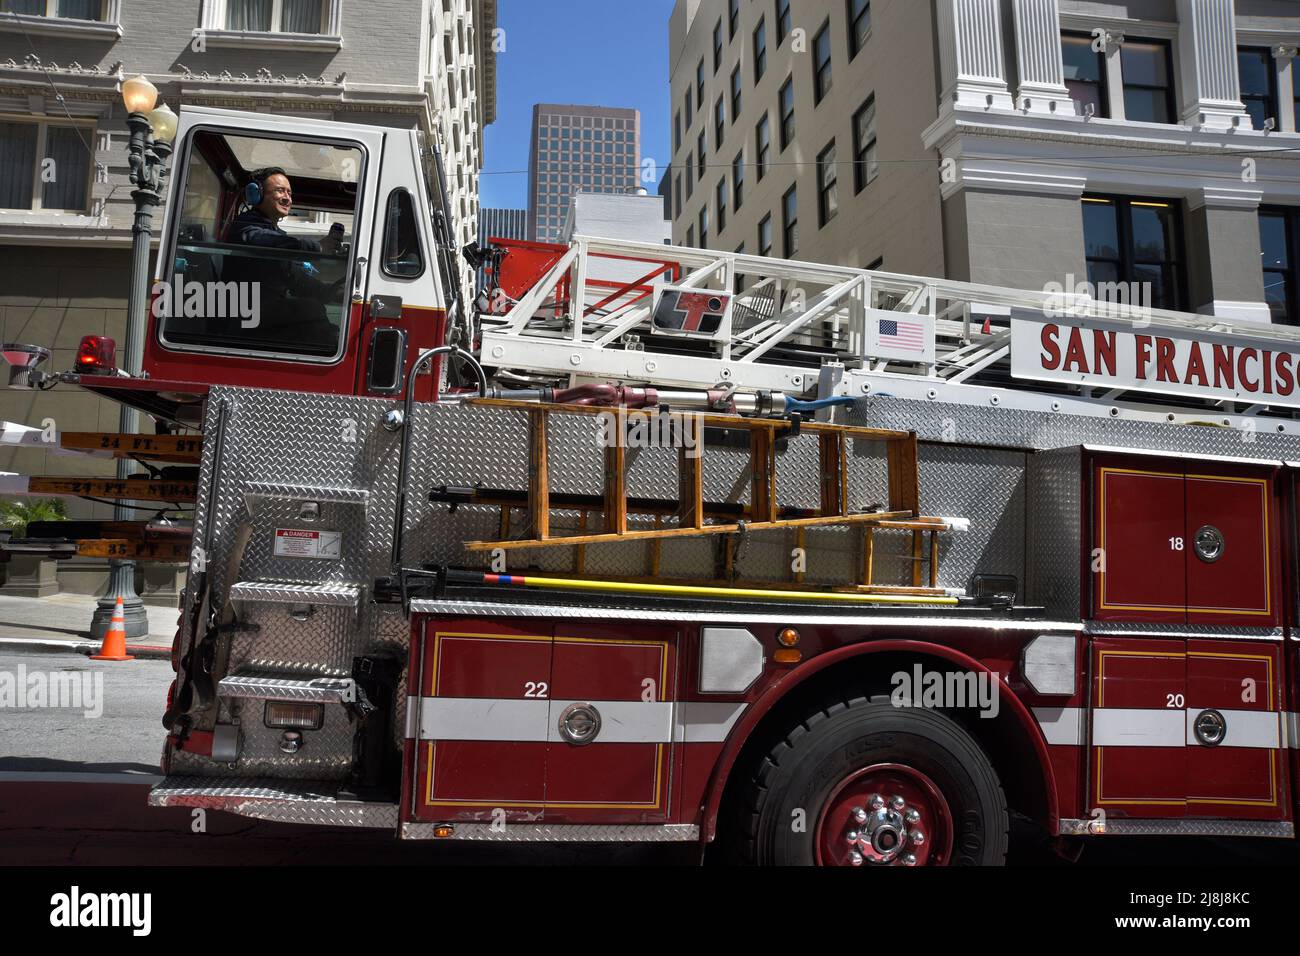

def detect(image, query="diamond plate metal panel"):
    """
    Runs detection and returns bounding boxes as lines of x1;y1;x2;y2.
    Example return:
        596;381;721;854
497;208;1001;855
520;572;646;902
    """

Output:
148;777;398;828
1083;622;1285;639
230;582;361;607
1058;818;1294;838
218;675;356;703
222;700;355;780
1027;447;1083;619
228;604;354;677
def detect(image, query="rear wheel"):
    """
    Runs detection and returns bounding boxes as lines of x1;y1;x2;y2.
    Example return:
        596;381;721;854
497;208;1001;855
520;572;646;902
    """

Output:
738;697;1008;866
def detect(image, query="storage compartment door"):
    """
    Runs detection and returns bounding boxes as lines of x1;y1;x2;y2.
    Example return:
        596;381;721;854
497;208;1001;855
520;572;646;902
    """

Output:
1092;460;1187;624
1185;469;1279;627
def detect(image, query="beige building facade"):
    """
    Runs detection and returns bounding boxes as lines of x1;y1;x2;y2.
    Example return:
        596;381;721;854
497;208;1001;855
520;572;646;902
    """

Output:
669;0;1300;326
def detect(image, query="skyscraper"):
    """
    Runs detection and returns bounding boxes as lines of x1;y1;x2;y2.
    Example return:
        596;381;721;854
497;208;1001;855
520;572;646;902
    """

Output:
527;104;642;242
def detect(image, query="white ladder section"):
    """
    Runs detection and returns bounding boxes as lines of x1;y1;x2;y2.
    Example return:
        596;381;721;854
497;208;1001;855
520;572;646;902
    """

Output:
479;235;1300;430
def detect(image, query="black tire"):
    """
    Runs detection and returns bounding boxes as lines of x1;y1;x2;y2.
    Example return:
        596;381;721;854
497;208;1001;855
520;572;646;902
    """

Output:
737;697;1008;866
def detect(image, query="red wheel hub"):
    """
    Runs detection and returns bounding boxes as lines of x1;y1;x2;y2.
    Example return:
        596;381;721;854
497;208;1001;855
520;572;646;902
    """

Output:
814;763;954;866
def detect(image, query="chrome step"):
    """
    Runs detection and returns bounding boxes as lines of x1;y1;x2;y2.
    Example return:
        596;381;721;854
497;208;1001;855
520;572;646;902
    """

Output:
149;776;397;828
230;581;362;608
242;481;369;514
218;674;356;703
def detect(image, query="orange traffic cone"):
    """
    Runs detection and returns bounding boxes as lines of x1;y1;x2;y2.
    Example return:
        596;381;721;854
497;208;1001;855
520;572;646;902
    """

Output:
91;595;135;662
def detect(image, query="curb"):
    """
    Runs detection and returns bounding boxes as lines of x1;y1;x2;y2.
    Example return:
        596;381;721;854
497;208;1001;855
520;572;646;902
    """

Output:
0;637;172;661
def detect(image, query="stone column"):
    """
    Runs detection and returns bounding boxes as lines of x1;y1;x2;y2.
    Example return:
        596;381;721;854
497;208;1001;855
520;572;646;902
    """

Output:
1275;45;1297;134
936;0;1016;112
1012;0;1076;116
1176;0;1250;130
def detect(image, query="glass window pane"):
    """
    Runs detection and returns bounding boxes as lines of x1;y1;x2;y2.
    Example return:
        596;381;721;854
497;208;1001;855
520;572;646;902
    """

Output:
2;0;45;13
1123;87;1170;124
1062;35;1102;83
57;0;101;19
1129;204;1173;262
41;125;89;210
226;0;272;30
1264;271;1289;320
0;121;37;209
1082;201;1119;260
382;189;423;278
1066;80;1105;116
1260;215;1289;269
1087;260;1121;286
1132;263;1177;310
1121;42;1168;88
1238;49;1271;98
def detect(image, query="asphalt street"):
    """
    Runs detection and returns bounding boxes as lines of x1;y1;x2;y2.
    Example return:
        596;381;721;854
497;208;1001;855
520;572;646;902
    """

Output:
0;649;1296;866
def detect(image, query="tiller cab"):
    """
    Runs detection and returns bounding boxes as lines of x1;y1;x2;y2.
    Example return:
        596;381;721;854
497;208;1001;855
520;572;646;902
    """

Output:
4;105;1300;865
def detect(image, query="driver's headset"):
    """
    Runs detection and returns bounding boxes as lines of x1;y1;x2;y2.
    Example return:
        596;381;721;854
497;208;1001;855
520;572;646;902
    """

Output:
244;166;288;208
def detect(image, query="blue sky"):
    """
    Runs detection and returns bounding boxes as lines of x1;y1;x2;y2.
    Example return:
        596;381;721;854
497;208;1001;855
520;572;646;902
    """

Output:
480;0;678;210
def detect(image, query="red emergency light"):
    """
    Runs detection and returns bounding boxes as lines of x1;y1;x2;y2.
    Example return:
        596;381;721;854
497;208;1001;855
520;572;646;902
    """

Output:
76;335;117;375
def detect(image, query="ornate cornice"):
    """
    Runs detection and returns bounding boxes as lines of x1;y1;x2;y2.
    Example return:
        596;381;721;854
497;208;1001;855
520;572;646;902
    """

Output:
174;62;346;87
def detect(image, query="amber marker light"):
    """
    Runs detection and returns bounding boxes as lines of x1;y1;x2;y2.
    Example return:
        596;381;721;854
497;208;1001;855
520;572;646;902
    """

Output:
774;649;802;664
433;824;455;838
777;627;801;647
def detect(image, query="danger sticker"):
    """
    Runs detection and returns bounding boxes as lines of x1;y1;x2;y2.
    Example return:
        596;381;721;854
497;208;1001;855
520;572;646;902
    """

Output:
274;528;342;561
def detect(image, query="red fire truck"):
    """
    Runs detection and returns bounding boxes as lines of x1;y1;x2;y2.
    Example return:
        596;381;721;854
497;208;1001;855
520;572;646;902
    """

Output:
3;106;1298;865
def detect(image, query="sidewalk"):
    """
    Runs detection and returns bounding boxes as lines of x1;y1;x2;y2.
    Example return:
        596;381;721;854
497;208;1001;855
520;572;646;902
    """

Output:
0;592;175;659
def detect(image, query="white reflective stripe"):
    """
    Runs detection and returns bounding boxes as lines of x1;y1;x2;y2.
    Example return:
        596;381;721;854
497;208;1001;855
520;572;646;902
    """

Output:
673;702;747;743
1092;708;1186;747
418;698;550;742
546;700;674;743
410;697;743;744
1033;706;1085;746
1186;709;1280;750
0;473;30;495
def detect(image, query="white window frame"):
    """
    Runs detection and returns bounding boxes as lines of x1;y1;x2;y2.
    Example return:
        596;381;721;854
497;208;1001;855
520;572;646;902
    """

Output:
0;0;121;38
1060;13;1179;126
1237;30;1300;134
0;114;96;214
198;0;342;51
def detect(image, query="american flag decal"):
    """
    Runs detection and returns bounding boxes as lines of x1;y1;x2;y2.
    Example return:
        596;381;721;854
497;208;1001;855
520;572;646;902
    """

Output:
877;317;927;354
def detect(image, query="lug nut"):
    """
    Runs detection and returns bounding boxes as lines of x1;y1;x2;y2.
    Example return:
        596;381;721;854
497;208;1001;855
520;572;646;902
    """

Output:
847;831;859;843
910;830;926;846
852;807;867;823
890;795;906;810
868;794;885;810
901;853;917;867
848;850;864;867
905;808;921;824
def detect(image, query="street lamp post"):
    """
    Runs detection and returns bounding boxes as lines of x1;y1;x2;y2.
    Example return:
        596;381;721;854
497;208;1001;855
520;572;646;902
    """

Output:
89;77;177;642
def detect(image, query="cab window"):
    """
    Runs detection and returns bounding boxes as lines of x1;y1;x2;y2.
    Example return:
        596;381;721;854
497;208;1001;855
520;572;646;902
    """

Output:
160;130;363;361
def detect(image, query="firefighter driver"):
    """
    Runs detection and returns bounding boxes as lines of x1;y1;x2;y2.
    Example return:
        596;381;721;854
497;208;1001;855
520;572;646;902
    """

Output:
228;166;345;351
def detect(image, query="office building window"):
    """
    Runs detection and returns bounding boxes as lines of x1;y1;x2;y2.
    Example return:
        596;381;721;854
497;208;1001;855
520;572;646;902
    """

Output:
687;224;695;248
853;95;877;192
753;17;767;82
779;76;795;150
699;205;709;248
1120;39;1175;124
0;119;91;211
1260;208;1297;324
731;66;743;121
715;96;726;151
674;111;682;152
1294;63;1300;132
713;18;723;73
223;0;325;33
2;0;106;19
848;0;870;59
813;21;832;104
698;131;707;179
776;0;791;47
674;175;682;218
685;87;693;129
733;150;745;210
756;114;771;180
734;243;746;292
782;185;798;257
697;58;706;108
1082;195;1184;311
1238;47;1277;130
1062;31;1108;117
717;176;728;232
729;0;740;39
686;154;694;199
817;140;838;227
758;214;773;257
